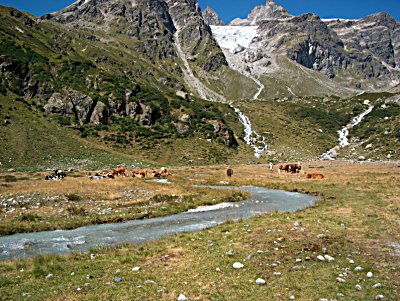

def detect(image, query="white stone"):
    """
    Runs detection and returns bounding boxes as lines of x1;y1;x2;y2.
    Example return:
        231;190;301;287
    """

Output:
233;262;244;269
355;284;362;291
177;293;187;301
296;258;302;263
367;272;373;278
132;267;141;272
336;277;346;283
373;283;382;289
324;255;335;262
46;274;53;280
317;255;325;261
216;268;221;272
226;250;234;256
273;272;282;276
355;266;363;272
294;221;302;227
256;278;266;285
375;295;385;300
349;259;355;264
289;296;295;300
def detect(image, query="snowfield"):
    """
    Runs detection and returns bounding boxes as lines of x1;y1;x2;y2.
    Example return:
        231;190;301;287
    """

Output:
210;25;259;53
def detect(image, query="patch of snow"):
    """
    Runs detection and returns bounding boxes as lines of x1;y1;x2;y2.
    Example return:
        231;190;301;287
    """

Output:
210;25;259;53
187;202;234;213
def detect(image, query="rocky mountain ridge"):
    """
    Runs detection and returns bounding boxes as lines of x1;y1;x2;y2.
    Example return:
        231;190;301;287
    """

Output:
207;1;400;93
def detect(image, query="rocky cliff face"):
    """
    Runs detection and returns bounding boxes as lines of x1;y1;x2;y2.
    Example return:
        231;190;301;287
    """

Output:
202;6;224;26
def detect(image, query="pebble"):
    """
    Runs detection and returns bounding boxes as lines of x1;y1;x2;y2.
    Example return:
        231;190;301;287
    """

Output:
144;280;156;285
226;250;234;256
367;272;373;278
373;283;383;289
294;221;302;227
70;272;75;276
177;293;187;301
355;284;362;291
336;277;346;283
375;295;385;300
305;257;312;261
337;293;345;297
233;262;244;269
86;274;93;279
273;272;282;276
256;278;266;285
354;266;363;272
132;267;141;272
295;258;302;263
289;296;295;300
324;255;335;262
257;250;263;254
90;254;96;260
45;274;53;280
216;268;221;272
292;266;299;270
114;277;122;283
319;299;329;301
247;254;254;260
317;255;325;261
322;247;327;254
21;293;29;298
348;259;355;264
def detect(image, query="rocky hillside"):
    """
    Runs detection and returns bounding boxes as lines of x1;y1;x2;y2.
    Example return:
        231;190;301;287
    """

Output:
0;3;241;170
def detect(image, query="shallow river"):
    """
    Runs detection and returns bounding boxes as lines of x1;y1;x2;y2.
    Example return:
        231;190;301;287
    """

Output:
0;186;319;260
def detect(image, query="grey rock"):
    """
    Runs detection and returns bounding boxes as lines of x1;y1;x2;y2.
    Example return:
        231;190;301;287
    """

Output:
202;6;224;26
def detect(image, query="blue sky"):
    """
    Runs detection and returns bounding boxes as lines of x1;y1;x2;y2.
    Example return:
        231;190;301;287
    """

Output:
0;0;399;22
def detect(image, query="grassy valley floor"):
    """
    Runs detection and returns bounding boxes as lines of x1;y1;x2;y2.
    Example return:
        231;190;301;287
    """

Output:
0;161;399;300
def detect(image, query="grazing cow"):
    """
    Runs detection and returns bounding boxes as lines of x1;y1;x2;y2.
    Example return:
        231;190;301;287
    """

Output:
112;167;126;177
227;168;233;177
132;169;147;178
306;173;325;179
278;163;301;174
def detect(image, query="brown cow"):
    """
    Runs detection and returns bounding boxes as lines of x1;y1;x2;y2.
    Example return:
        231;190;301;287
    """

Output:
112;167;126;176
306;173;325;179
278;163;301;174
132;169;147;178
227;168;233;177
160;168;171;178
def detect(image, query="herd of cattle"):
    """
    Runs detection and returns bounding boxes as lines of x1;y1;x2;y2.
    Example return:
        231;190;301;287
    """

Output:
45;167;172;181
45;163;325;181
89;167;172;180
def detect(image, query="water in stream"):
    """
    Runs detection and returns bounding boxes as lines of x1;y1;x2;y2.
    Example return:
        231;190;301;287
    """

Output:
0;186;318;260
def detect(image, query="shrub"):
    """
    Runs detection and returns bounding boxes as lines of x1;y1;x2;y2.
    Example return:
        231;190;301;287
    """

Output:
65;194;81;201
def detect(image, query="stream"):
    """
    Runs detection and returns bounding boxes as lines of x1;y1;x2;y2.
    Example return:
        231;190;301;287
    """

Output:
0;186;319;260
321;105;374;160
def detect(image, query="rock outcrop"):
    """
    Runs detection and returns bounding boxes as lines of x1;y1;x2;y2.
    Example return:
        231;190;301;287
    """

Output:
202;6;224;26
